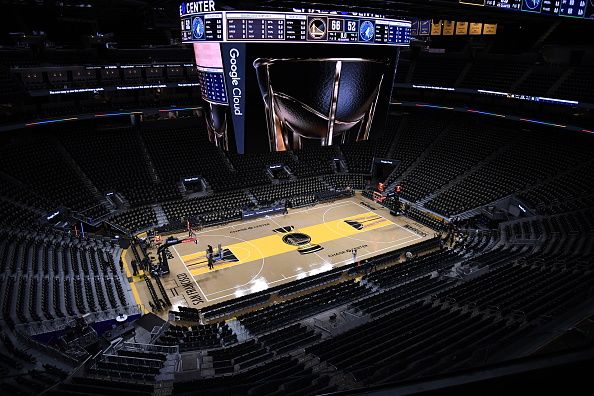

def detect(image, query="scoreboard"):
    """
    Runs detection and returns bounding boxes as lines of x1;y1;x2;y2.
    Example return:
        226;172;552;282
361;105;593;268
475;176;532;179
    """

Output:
461;0;593;18
559;0;589;17
180;10;411;46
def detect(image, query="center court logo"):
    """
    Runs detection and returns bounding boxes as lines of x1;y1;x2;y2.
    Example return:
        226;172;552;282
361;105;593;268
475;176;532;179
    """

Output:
273;226;323;255
282;232;312;246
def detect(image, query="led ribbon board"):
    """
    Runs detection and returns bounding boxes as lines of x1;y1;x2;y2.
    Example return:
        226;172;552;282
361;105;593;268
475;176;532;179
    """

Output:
461;0;593;18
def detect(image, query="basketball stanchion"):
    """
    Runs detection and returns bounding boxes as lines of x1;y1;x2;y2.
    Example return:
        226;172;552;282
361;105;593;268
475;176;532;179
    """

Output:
373;191;386;203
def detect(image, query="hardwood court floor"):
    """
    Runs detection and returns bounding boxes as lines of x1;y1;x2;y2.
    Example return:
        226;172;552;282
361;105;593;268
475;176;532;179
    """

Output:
152;196;434;311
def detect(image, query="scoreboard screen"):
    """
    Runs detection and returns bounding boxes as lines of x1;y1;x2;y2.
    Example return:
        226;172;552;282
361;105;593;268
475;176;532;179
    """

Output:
461;0;593;18
180;2;402;156
180;9;411;46
559;0;588;17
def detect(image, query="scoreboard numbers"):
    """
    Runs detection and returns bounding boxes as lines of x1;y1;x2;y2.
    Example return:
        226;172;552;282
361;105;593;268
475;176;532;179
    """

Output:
330;19;344;31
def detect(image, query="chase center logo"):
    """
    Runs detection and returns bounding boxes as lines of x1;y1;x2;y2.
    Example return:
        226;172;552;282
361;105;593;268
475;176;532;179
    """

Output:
273;226;323;255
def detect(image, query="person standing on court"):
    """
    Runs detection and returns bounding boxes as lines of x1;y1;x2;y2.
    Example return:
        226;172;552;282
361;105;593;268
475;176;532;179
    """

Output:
207;245;214;270
187;219;193;238
207;252;214;270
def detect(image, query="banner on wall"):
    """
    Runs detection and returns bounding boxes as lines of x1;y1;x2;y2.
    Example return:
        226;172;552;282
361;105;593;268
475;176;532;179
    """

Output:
412;20;495;37
455;21;469;35
431;20;442;35
483;23;498;35
469;22;483;35
419;20;431;35
443;20;455;35
411;19;419;36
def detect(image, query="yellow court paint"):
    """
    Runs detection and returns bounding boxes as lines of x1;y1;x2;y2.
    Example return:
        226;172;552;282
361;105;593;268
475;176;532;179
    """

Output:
185;214;393;276
129;282;146;313
121;250;144;308
121;249;132;278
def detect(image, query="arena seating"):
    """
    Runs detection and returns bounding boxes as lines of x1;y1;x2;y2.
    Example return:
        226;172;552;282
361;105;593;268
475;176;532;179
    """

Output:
292;145;341;177
353;276;455;318
109;206;158;233
515;64;566;97
404;206;447;231
139;120;237;192
517;162;594;215
258;323;322;354
174;355;336;396
409;54;467;87
60;127;179;206
340;140;386;174
0;200;40;228
227;150;296;187
161;190;251;226
308;301;534;384
89;350;166;382
0;172;52;212
0;228;129;327
237;280;369;334
554;65;594;102
48;376;154;396
460;58;531;91
435;259;594;321
250;177;329;206
363;250;461;290
384;112;451;185
425;128;593;217
397;120;515;202
322;173;367;190
156;322;235;351
0;134;106;216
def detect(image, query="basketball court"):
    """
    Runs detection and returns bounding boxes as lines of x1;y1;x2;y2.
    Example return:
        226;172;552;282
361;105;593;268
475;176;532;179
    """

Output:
134;196;434;311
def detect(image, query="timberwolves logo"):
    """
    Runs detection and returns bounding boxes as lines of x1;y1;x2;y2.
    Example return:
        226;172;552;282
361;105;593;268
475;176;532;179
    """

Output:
523;0;541;10
359;21;375;42
192;17;205;39
274;226;323;255
308;18;327;40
